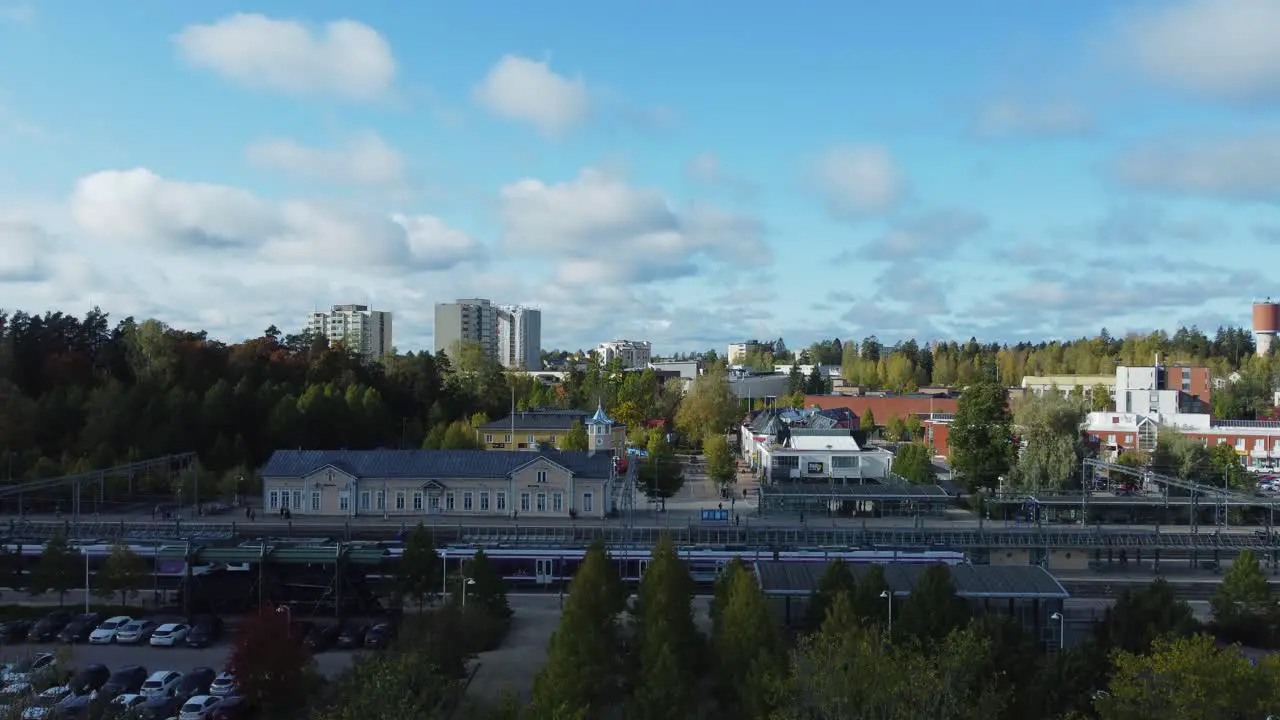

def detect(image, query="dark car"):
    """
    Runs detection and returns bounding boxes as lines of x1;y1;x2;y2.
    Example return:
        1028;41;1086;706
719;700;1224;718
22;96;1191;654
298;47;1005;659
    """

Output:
335;622;368;649
303;623;339;652
209;696;255;720
0;619;32;643
69;663;111;695
184;616;223;648
175;667;216;699
134;694;182;719
51;693;94;719
57;613;103;644
364;622;396;649
27;610;74;642
99;665;147;698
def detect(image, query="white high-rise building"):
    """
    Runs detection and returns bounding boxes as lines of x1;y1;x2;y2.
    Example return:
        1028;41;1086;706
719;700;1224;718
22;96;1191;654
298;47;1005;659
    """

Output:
596;339;652;369
307;304;393;361
497;305;542;370
434;298;498;359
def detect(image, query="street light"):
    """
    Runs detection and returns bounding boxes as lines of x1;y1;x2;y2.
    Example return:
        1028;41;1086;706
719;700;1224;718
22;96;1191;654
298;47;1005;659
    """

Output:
275;605;291;624
880;590;893;636
461;577;476;608
1050;611;1065;650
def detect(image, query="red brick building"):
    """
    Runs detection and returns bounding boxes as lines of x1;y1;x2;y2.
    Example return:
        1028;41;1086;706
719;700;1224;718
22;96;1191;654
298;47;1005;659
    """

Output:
804;394;958;421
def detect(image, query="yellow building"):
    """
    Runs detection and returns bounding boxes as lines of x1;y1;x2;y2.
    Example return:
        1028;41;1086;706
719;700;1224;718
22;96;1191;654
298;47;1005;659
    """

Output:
476;405;626;451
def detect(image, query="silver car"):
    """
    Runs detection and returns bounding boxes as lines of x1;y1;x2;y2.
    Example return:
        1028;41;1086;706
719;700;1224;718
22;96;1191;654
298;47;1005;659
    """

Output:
113;620;156;644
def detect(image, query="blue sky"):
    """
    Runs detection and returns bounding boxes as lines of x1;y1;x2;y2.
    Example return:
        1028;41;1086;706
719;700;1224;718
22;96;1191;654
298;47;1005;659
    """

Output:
1;0;1278;354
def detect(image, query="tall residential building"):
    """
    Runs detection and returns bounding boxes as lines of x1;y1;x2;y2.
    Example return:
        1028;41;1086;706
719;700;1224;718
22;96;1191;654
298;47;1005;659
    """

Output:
497;305;542;370
307;304;393;361
597;339;652;369
727;341;766;364
434;298;498;359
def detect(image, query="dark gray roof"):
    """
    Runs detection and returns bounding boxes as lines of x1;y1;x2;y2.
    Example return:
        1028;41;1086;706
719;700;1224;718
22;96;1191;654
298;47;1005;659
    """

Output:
760;483;949;499
260;449;613;480
478;410;590;431
754;561;1068;599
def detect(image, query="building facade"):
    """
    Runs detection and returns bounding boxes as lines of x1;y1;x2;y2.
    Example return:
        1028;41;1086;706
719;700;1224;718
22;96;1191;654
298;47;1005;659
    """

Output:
1114;362;1211;415
1084;411;1280;473
596;340;652;369
1020;375;1115;402
497;305;542;370
804;394;959;421
476;406;626;451
307;304;393;361
434;298;498;359
260;449;614;519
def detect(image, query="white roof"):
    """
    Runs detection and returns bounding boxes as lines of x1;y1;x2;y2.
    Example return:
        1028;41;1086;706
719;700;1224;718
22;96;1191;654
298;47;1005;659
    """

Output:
788;435;861;451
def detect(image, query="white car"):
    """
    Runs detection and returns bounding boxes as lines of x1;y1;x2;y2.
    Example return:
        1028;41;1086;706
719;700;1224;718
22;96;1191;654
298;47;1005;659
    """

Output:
140;670;183;698
178;695;221;719
1;654;55;683
207;673;235;697
88;616;133;645
22;685;71;719
0;682;31;699
111;693;146;712
149;624;191;647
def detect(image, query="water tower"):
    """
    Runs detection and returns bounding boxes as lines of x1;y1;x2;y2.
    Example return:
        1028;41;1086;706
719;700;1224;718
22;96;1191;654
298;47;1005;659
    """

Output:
1253;299;1280;356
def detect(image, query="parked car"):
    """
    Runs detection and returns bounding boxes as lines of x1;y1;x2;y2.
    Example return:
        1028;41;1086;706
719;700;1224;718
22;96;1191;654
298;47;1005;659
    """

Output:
335;622;368;649
21;683;71;719
288;621;314;645
88;616;134;645
303;623;339;652
139;670;182;699
57;613;103;644
98;665;147;698
50;693;93;719
134;695;183;720
184;617;222;649
207;673;235;698
114;620;156;645
364;622;396;649
175;668;215;699
26;612;73;642
149;624;190;647
109;693;147;714
2;654;57;683
0;620;33;644
68;664;110;695
178;694;222;719
208;696;254;720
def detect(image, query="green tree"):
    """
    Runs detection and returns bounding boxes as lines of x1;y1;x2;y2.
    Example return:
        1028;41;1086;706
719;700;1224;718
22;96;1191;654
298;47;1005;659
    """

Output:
850;563;891;627
883;414;906;441
703;433;736;487
461;548;512;647
528;540;622;719
1090;383;1112;412
711;559;785;718
559;420;589;451
630;534;699;719
1010;391;1085;491
95;540;147;606
314;652;457;720
804;558;857;632
892;443;936;484
948;381;1013;491
638;428;684;507
897;563;969;645
398;524;442;612
674;364;740;444
859;408;876;433
903;413;923;440
1211;549;1271;641
29;533;79;605
787;364;804;395
1095;578;1198;655
1208;440;1251;491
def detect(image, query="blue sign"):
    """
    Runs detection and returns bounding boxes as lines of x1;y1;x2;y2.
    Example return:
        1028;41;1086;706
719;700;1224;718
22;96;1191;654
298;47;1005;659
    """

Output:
701;509;730;522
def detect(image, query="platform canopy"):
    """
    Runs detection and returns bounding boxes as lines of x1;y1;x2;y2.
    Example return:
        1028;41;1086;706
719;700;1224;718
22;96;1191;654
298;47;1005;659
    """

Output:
753;561;1069;600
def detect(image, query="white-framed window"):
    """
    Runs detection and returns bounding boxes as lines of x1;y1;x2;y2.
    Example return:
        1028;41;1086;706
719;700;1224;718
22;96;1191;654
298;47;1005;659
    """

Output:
292;490;302;510
338;491;350;512
496;492;507;511
268;491;279;509
412;491;423;511
311;491;321;511
528;434;535;445
446;492;456;511
583;492;594;513
553;492;563;513
485;434;493;443
360;491;371;510
536;493;547;512
548;435;557;444
376;491;385;510
1236;438;1246;450
480;491;490;511
429;495;440;511
463;492;474;511
395;491;406;511
505;434;511;443
520;492;531;512
536;470;548;483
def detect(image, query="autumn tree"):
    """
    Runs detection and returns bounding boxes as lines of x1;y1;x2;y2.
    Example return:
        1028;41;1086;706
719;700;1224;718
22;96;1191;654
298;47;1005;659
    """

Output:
703;432;736;487
674;364;740;445
903;413;923;440
398;523;442;611
804;558;857;632
630;533;699;718
638;428;684;506
315;651;457;720
711;559;785;717
892;443;935;484
859;408;876;433
227;607;317;717
559;420;589;451
29;533;79;605
95;540;147;606
528;540;624;718
948;381;1013;491
883;414;906;441
1010;391;1085;491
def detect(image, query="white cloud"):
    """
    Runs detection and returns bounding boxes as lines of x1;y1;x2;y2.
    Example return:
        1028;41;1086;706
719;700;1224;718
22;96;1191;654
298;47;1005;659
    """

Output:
1109;132;1280;202
867;208;988;261
173;13;396;101
811;145;907;218
0;219;49;281
497;168;769;285
246;132;405;187
972;100;1092;138
1117;0;1280;105
69;168;484;271
473;55;590;136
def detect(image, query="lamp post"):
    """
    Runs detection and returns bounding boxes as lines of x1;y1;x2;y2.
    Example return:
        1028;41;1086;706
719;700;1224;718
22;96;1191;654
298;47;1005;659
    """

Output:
461;577;476;608
82;548;91;613
880;590;893;637
276;605;291;624
1050;611;1065;650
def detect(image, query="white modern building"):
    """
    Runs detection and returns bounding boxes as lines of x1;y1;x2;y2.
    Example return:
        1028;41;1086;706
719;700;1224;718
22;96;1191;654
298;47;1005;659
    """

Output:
497;305;542;370
434;298;498;359
1020;375;1115;402
727;341;766;364
596;340;652;369
307;304;392;362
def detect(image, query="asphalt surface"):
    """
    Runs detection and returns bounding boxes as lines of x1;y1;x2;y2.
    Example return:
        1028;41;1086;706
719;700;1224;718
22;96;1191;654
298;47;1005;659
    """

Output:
0;639;356;679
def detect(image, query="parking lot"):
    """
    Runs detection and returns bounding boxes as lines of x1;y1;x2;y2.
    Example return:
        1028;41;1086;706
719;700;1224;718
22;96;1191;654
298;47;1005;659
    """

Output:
1;640;357;679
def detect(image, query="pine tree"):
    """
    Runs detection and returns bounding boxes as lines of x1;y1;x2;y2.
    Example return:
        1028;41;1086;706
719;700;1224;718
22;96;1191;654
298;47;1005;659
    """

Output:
851;563;891;628
899;563;970;644
29;533;79;605
804;558;857;632
631;534;699;718
712;561;785;717
398;523;441;611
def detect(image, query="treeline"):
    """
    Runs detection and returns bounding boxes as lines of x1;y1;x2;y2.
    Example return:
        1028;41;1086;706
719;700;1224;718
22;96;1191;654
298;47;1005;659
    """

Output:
0;310;685;487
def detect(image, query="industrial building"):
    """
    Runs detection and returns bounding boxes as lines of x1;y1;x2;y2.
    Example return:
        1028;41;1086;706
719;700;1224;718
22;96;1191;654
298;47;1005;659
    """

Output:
306;304;393;362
